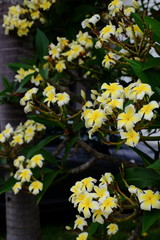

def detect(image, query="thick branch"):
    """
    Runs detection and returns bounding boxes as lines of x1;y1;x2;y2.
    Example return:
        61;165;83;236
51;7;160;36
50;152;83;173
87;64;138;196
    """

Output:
69;157;96;174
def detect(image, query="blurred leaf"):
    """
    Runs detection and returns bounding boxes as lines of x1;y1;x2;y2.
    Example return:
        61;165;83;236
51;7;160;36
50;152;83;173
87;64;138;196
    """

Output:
142;210;160;234
130;147;154;166
142;58;160;70
35;28;49;63
123;167;160;188
144;16;160;44
88;222;99;238
147;159;160;175
38;148;58;166
8;62;32;72
73;120;85;132
2;77;12;90
25;135;61;158
62;136;78;162
37;169;60;203
0;176;17;194
16;73;34;92
28;114;65;128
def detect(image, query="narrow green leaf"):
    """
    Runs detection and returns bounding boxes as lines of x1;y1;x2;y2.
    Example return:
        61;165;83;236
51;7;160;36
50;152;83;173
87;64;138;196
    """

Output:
16;73;34;92
26;135;61;158
87;222;99;239
144;16;160;44
35;28;49;63
38;148;58;166
2;77;12;90
8;62;32;71
37;169;60;203
73;120;85;132
0;177;17;194
123;167;160;188
131;147;154;166
62;136;78;162
28;114;64;128
147;159;160;175
142;58;160;71
142;210;160;234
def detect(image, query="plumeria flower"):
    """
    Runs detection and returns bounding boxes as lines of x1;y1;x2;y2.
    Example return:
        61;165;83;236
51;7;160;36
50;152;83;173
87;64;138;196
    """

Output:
102;52;117;69
128;185;143;196
124;7;135;16
92;208;108;224
99;23;116;41
0;133;6;143
99;172;114;185
29;180;43;195
138;101;159;120
108;98;124;110
81;14;100;29
76;232;88;240
84;108;106;129
81;177;97;192
94;184;110;202
74;215;87;231
99;196;118;216
12;182;22;194
13;155;25;168
11;133;24;146
56;92;70;106
55;60;66;72
43;84;56;96
101;82;124;99
44;91;57;107
29;154;44;168
78;195;99;218
14;168;33;182
130;80;153;100
49;43;61;59
120;128;140;147
3;123;13;138
138;190;160;211
117;104;141;131
107;223;119;235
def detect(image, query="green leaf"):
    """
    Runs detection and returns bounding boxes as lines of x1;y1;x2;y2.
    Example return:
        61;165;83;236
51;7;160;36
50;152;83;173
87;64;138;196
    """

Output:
144;16;160;44
28;114;65;128
87;222;99;239
73;120;85;132
142;209;160;234
0;177;17;194
142;58;160;71
2;77;12;90
38;148;58;166
147;159;160;175
130;147;154;166
35;28;49;63
62;136;78;162
37;169;60;203
123;167;160;188
8;62;32;72
25;135;61;158
16;73;34;92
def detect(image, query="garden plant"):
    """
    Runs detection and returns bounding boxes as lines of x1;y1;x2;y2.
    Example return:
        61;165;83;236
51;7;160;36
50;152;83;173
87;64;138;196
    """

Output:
0;0;160;239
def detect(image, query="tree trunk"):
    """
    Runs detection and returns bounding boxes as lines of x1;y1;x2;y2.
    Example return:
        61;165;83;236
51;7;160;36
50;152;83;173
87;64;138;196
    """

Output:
0;1;41;239
5;191;40;240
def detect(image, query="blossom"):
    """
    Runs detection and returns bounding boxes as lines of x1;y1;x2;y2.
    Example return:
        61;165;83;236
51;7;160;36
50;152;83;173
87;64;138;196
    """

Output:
11;134;24;146
76;232;88;240
14;168;32;182
99;23;116;40
107;223;119;235
102;52;117;69
138;101;159;120
30;154;44;168
49;43;61;59
12;182;22;194
74;215;87;231
84;109;106;128
81;177;97;192
13;155;25;168
108;99;123;110
101;82;124;99
29;180;43;195
81;14;100;29
56;92;70;106
128;185;142;196
94;185;109;202
55;60;66;72
92;208;107;224
44;91;57;107
0;133;6;143
120;128;140;147
117;104;141;131
3;123;13;138
99;172;114;185
126;25;143;39
138;190;160;211
78;195;99;218
99;196;118;216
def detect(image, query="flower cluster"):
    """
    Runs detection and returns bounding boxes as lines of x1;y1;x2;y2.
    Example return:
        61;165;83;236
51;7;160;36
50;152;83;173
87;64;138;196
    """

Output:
68;172;119;239
2;0;56;36
44;31;93;73
81;79;159;147
68;173;160;239
82;0;153;69
0;119;46;145
14;65;43;86
13;153;44;195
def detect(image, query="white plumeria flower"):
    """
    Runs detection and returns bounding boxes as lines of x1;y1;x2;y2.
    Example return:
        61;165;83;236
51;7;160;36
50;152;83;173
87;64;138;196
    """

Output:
107;223;119;235
3;123;13;138
74;215;87;231
12;182;22;194
138;190;160;211
138;101;159;120
29;181;43;195
81;14;100;29
56;92;70;106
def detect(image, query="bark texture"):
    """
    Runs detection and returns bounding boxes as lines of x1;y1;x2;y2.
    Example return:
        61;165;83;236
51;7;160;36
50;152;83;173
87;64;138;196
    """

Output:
5;191;40;240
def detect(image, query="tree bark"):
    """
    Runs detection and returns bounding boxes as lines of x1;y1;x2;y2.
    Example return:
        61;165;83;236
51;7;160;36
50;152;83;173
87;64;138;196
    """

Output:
5;190;40;240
